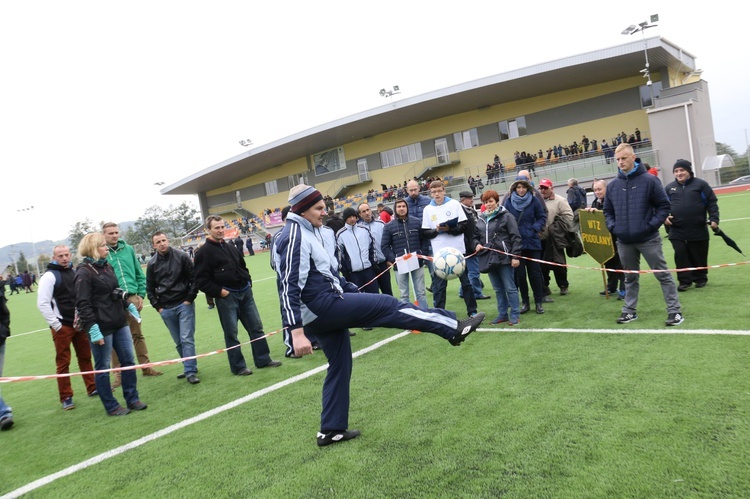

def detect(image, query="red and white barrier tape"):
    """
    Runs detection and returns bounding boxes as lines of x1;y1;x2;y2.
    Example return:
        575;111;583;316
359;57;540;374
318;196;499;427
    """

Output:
0;329;282;384
471;247;750;274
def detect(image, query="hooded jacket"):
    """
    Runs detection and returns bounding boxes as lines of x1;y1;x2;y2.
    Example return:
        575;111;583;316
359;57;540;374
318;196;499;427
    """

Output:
603;163;670;244
382;203;426;269
106;239;147;297
503;181;547;251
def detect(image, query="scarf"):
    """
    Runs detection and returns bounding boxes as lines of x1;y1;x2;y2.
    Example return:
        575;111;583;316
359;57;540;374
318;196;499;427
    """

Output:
83;256;108;267
481;206;500;222
510;191;533;212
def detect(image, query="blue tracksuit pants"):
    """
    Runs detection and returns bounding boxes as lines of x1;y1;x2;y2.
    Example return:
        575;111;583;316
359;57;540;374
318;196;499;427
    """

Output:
303;291;458;432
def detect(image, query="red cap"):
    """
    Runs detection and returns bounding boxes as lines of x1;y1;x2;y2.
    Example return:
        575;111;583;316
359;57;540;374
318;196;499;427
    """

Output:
539;178;553;188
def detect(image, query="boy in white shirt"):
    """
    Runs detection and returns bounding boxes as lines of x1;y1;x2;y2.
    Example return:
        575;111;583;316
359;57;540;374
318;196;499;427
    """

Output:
421;181;478;316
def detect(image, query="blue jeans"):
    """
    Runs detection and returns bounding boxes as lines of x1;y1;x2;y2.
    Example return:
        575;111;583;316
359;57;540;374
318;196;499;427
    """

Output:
0;342;12;419
488;265;520;321
459;256;485;298
159;302;198;375
395;266;428;309
90;326;140;413
215;286;272;373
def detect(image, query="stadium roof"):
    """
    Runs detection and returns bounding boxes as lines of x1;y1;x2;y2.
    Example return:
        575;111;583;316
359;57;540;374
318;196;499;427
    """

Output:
163;36;696;196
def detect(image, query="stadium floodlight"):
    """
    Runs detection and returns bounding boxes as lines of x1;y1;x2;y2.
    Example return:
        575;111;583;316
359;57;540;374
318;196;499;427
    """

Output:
621;15;659;102
379;85;401;99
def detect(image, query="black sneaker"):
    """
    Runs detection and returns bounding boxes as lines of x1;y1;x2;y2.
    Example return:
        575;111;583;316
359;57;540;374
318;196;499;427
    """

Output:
449;312;486;346
317;429;361;447
0;416;13;431
616;312;638;324
666;313;684;326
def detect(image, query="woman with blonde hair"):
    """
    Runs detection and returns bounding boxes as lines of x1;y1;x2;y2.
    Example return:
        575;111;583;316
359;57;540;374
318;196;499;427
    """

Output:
75;232;147;416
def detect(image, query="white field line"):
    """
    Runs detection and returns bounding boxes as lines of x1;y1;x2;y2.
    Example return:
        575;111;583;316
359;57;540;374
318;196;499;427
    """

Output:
0;330;411;499
4;324;749;497
476;327;750;335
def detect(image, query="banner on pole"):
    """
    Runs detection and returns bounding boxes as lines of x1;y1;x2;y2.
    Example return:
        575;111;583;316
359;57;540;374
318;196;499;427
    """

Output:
578;211;615;266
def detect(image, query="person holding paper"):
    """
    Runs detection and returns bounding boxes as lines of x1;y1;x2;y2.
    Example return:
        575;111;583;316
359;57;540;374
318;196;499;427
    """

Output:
382;198;428;308
420;181;478;316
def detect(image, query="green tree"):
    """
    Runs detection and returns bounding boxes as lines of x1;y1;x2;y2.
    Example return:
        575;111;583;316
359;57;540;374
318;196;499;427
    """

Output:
68;219;98;253
716;142;750;183
17;251;29;273
165;201;201;237
131;206;166;247
37;253;51;271
716;142;738;157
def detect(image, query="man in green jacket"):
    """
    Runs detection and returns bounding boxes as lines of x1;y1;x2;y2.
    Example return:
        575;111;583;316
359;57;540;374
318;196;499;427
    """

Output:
103;223;162;378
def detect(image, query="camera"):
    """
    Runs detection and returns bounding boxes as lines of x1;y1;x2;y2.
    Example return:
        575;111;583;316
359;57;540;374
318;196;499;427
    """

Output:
111;288;128;301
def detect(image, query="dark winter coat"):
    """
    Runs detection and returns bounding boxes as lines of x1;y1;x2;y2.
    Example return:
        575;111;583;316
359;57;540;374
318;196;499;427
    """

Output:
567;185;587;212
461;203;478;257
146;247;198;310
194;238;253;298
503;195;547;251
404;194;431;221
603;164;670;244
382;213;427;269
664;177;719;241
473;207;523;265
75;260;128;335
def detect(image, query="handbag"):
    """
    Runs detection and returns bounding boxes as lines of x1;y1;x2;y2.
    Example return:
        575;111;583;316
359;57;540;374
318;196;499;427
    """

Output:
565;230;584;258
477;249;501;273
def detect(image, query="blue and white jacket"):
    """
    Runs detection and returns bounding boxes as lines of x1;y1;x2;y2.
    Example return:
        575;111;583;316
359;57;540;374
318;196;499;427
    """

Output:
359;218;386;263
336;223;376;274
275;213;356;331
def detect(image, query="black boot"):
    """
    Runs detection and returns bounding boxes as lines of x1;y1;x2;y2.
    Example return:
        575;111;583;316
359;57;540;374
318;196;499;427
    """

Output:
520;303;530;314
535;303;545;314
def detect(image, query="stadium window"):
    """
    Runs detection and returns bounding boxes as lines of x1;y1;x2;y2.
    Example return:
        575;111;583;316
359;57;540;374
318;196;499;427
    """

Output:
380;142;423;168
313;147;346;176
265;180;278;196
640;81;663;108
453;128;479;151
287;173;307;190
498;117;527;140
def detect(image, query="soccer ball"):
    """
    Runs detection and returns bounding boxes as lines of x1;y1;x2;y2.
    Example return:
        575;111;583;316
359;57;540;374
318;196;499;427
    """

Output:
433;247;466;280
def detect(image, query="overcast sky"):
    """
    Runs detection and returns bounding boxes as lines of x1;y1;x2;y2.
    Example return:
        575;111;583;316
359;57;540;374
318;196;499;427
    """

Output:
2;1;747;250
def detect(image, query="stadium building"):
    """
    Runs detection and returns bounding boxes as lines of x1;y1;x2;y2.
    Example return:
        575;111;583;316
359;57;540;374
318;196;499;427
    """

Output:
163;37;714;243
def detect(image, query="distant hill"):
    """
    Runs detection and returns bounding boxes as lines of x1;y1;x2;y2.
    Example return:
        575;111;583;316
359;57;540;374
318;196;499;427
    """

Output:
0;221;136;273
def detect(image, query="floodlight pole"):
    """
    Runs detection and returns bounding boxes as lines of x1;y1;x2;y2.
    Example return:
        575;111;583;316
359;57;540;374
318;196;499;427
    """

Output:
622;16;658;106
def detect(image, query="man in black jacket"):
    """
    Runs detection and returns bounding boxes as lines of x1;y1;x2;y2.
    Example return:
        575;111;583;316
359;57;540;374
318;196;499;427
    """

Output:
194;216;281;375
664;159;720;291
458;191;490;301
0;291;12;430
382;199;428;308
147;232;201;384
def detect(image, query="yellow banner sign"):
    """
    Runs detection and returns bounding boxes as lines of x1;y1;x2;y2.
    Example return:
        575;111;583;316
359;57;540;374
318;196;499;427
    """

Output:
578;210;615;266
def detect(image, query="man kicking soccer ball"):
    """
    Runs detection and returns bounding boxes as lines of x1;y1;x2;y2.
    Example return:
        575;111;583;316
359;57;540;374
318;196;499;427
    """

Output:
274;185;485;447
